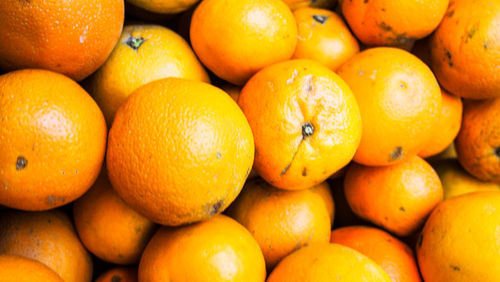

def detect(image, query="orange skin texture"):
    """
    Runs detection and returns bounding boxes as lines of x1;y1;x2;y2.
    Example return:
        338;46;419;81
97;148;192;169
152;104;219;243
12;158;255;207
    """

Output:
310;181;335;224
87;24;209;125
341;0;449;46
0;210;93;282
455;98;500;183
73;171;157;264
95;267;137;282
227;179;332;269
0;255;63;282
337;47;442;166
416;191;500;281
267;243;391;282
344;156;443;237
190;0;297;85
139;214;266;282
107;78;254;226
430;0;500;99
419;89;463;158
238;59;362;190
0;69;107;211
0;0;124;81
126;0;199;14
331;226;422;282
293;8;359;71
283;0;336;10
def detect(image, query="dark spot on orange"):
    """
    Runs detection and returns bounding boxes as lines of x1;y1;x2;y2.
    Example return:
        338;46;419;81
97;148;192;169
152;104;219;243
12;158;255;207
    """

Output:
450;265;460;271
111;275;122;282
417;233;423;248
208;200;224;217
125;36;146;50
379;22;392;32
381;8;386;11
447;10;454;17
399;206;406;212
312;15;329;24
389;146;403;161
302;167;307;176
28;228;34;234
45;195;65;207
16;156;27;170
364;0;369;3
445;50;454;67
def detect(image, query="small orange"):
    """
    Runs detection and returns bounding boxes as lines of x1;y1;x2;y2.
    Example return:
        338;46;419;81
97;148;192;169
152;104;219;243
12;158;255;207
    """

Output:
429;0;500;99
95;267;137;282
86;24;209;125
0;69;107;211
238;59;362;190
331;226;422;282
455;98;500;183
417;191;500;281
126;0;199;14
283;0;336;11
190;0;297;85
0;255;63;282
337;47;442;166
138;214;266;282
293;7;359;71
0;210;93;282
341;0;449;46
227;178;332;269
344;156;443;237
73;171;157;264
267;243;391;282
107;78;254;226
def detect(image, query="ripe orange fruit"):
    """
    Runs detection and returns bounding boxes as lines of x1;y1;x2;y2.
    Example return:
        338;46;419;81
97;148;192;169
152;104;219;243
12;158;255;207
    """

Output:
138;215;266;282
341;0;449;46
107;78;254;226
227;178;332;269
73;171;157;264
267;243;391;281
417;191;500;281
126;0;199;14
95;267;137;282
0;0;124;81
344;156;443;237
331;226;422;282
311;181;335;224
0;210;93;282
0;255;63;282
0;69;107;211
283;0;336;11
337;47;442;166
86;24;209;125
190;0;297;85
292;8;359;71
429;0;500;99
238;59;362;190
419;89;463;158
455;98;500;183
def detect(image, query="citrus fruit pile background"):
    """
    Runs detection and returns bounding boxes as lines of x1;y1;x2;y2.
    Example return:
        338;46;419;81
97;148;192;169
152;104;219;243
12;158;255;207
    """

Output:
0;0;499;281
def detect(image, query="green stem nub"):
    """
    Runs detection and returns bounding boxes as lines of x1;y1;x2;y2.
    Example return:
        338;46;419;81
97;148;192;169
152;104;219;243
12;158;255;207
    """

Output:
126;36;146;51
302;122;314;138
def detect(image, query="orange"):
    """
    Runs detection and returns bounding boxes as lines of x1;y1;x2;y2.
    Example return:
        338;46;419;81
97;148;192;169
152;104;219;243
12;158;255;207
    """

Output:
238;59;362;190
138;214;266;282
429;0;500;99
337;47;442;166
0;255;63;282
283;0;336;11
341;0;449;46
190;0;297;85
107;78;254;226
267;243;391;282
0;210;93;282
0;0;124;81
227;178;332;269
86;24;209;125
73;171;157;264
310;181;335;224
419;89;463;158
331;226;421;282
455;98;500;183
0;69;107;211
344;156;443;236
417;191;500;281
95;267;137;282
292;8;359;71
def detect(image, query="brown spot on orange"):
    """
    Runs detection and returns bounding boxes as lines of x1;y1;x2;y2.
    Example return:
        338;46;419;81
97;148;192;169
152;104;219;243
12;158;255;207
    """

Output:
389;146;403;161
208;200;224;216
111;275;122;282
125;36;146;51
16;156;27;170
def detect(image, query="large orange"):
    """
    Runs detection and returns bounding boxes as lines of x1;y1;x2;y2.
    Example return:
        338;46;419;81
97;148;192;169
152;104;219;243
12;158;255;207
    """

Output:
86;24;209;125
0;0;124;81
190;0;297;85
429;0;500;99
0;255;63;282
0;69;107;211
337;47;442;166
238;59;362;190
344;156;443;236
455;98;500;183
331;226;421;282
341;0;449;46
0;210;93;282
107;78;254;226
417;191;500;281
138;214;266;282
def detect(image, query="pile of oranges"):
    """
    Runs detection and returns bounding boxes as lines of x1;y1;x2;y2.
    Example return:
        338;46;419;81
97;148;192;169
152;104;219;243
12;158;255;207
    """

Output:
0;0;499;281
